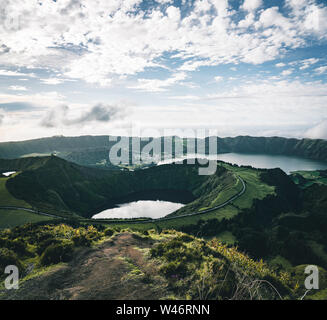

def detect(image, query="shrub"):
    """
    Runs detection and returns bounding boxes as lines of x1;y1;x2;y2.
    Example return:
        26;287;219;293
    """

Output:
0;238;29;256
40;242;74;266
150;244;165;258
0;248;23;271
72;234;92;247
176;234;194;243
104;228;114;237
10;239;29;256
36;238;61;256
160;261;188;278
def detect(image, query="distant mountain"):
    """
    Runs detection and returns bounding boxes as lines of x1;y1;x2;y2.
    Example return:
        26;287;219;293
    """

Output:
215;136;327;160
0;136;326;167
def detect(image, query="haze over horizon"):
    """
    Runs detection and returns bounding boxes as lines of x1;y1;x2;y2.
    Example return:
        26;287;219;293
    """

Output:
0;0;327;142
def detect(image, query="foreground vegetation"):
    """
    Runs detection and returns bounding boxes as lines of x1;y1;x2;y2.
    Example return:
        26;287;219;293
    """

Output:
2;222;325;300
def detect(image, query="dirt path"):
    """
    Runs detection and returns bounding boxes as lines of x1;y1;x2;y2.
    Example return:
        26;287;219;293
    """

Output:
2;233;170;300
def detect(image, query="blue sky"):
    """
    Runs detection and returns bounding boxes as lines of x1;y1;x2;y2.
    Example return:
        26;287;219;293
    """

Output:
0;0;327;141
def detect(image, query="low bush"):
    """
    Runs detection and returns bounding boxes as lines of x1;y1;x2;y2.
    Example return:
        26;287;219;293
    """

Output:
40;242;74;266
72;234;92;247
0;248;23;271
36;238;62;255
160;261;188;279
104;228;114;237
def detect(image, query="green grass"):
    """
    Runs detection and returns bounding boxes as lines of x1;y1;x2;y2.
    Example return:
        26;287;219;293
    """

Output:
0;209;53;229
308;240;327;266
291;170;327;188
0;175;31;207
221;164;276;210
0;174;47;229
208;175;243;208
268;255;293;270
216;231;236;245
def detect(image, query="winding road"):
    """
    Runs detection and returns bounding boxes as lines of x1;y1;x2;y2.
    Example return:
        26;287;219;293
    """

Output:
0;206;62;219
0;176;246;225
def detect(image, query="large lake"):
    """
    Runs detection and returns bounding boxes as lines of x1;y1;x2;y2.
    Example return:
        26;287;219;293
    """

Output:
158;153;327;174
92;200;184;219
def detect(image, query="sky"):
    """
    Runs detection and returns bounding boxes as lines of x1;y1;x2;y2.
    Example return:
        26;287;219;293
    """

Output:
0;0;327;142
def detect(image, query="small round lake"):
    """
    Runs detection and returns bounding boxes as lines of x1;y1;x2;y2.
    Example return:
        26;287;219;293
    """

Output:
92;200;184;219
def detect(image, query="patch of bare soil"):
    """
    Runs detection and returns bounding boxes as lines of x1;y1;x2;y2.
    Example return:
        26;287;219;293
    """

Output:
2;233;170;300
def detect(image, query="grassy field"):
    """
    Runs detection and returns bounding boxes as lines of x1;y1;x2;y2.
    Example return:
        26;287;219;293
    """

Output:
0;174;31;207
222;164;276;210
199;174;243;210
215;231;236;245
291;170;327;188
0;209;53;229
0;173;44;228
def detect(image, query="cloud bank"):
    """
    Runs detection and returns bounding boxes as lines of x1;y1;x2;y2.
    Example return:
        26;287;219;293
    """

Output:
0;0;326;87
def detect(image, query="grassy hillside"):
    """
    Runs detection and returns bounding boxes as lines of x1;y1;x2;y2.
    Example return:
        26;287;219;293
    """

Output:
0;209;52;229
0;223;308;300
0;174;31;208
290;170;327;188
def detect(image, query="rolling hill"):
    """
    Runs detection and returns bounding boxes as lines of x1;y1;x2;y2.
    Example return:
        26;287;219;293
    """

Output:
0;136;326;169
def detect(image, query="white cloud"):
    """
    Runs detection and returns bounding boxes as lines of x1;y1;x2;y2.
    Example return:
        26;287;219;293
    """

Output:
214;76;223;82
242;0;263;12
259;7;292;30
129;72;187;92
276;62;286;67
299;58;320;70
315;66;327;74
0;69;35;77
169;95;200;100
9;85;27;91
281;69;294;76
0;0;325;87
40;78;64;85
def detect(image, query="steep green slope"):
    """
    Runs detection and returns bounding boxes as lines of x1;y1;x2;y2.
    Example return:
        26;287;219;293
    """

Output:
0;174;31;208
0;156;51;172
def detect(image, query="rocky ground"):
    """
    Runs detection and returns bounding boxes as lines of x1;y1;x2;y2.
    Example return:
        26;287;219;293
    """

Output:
2;233;171;300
